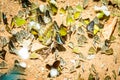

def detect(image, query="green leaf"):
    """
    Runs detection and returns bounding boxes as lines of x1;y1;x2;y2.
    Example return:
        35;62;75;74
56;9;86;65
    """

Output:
74;11;80;20
72;47;80;54
97;11;104;19
59;24;67;36
30;52;39;59
66;14;75;26
84;19;90;25
76;4;83;12
42;29;53;45
59;7;66;14
49;3;58;15
31;29;38;36
11;18;15;28
93;25;100;35
14;17;26;27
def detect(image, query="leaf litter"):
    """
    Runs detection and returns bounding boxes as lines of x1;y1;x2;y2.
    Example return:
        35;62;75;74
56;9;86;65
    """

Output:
0;0;120;80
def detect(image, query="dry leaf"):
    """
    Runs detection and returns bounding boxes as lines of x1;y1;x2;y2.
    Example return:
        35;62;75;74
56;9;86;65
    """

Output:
31;42;47;52
72;47;80;54
88;47;96;55
102;17;118;40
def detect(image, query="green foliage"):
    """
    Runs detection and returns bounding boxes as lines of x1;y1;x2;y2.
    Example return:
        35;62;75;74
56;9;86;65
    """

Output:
66;14;75;26
14;17;26;27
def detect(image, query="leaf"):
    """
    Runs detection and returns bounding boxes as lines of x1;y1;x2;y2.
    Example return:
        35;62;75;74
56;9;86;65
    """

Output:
0;36;8;47
30;52;39;59
0;61;7;69
90;64;96;74
8;39;17;54
42;28;53;45
14;17;26;27
78;27;85;34
38;15;45;25
31;29;38;36
112;70;116;80
72;47;80;54
59;7;66;15
84;19;90;25
0;49;6;60
68;42;74;49
44;10;52;24
74;11;80;20
77;34;87;46
66;14;75;26
48;0;57;5
11;18;15;28
110;36;116;41
93;17;99;25
102;17;118;40
101;0;108;5
76;4;83;12
88;73;95;80
88;47;96;55
83;0;89;8
87;21;94;32
49;3;58;15
59;24;67;36
104;75;111;80
66;6;74;14
97;11;104;19
77;73;84;80
118;25;120;36
56;33;64;44
105;48;113;55
2;12;8;25
93;25;100;35
54;21;59;31
21;0;31;8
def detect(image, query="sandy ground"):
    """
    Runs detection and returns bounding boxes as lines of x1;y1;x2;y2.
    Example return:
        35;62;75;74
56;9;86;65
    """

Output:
0;0;120;80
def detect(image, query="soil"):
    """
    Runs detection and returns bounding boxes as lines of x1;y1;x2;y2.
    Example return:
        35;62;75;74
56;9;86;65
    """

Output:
0;0;120;80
